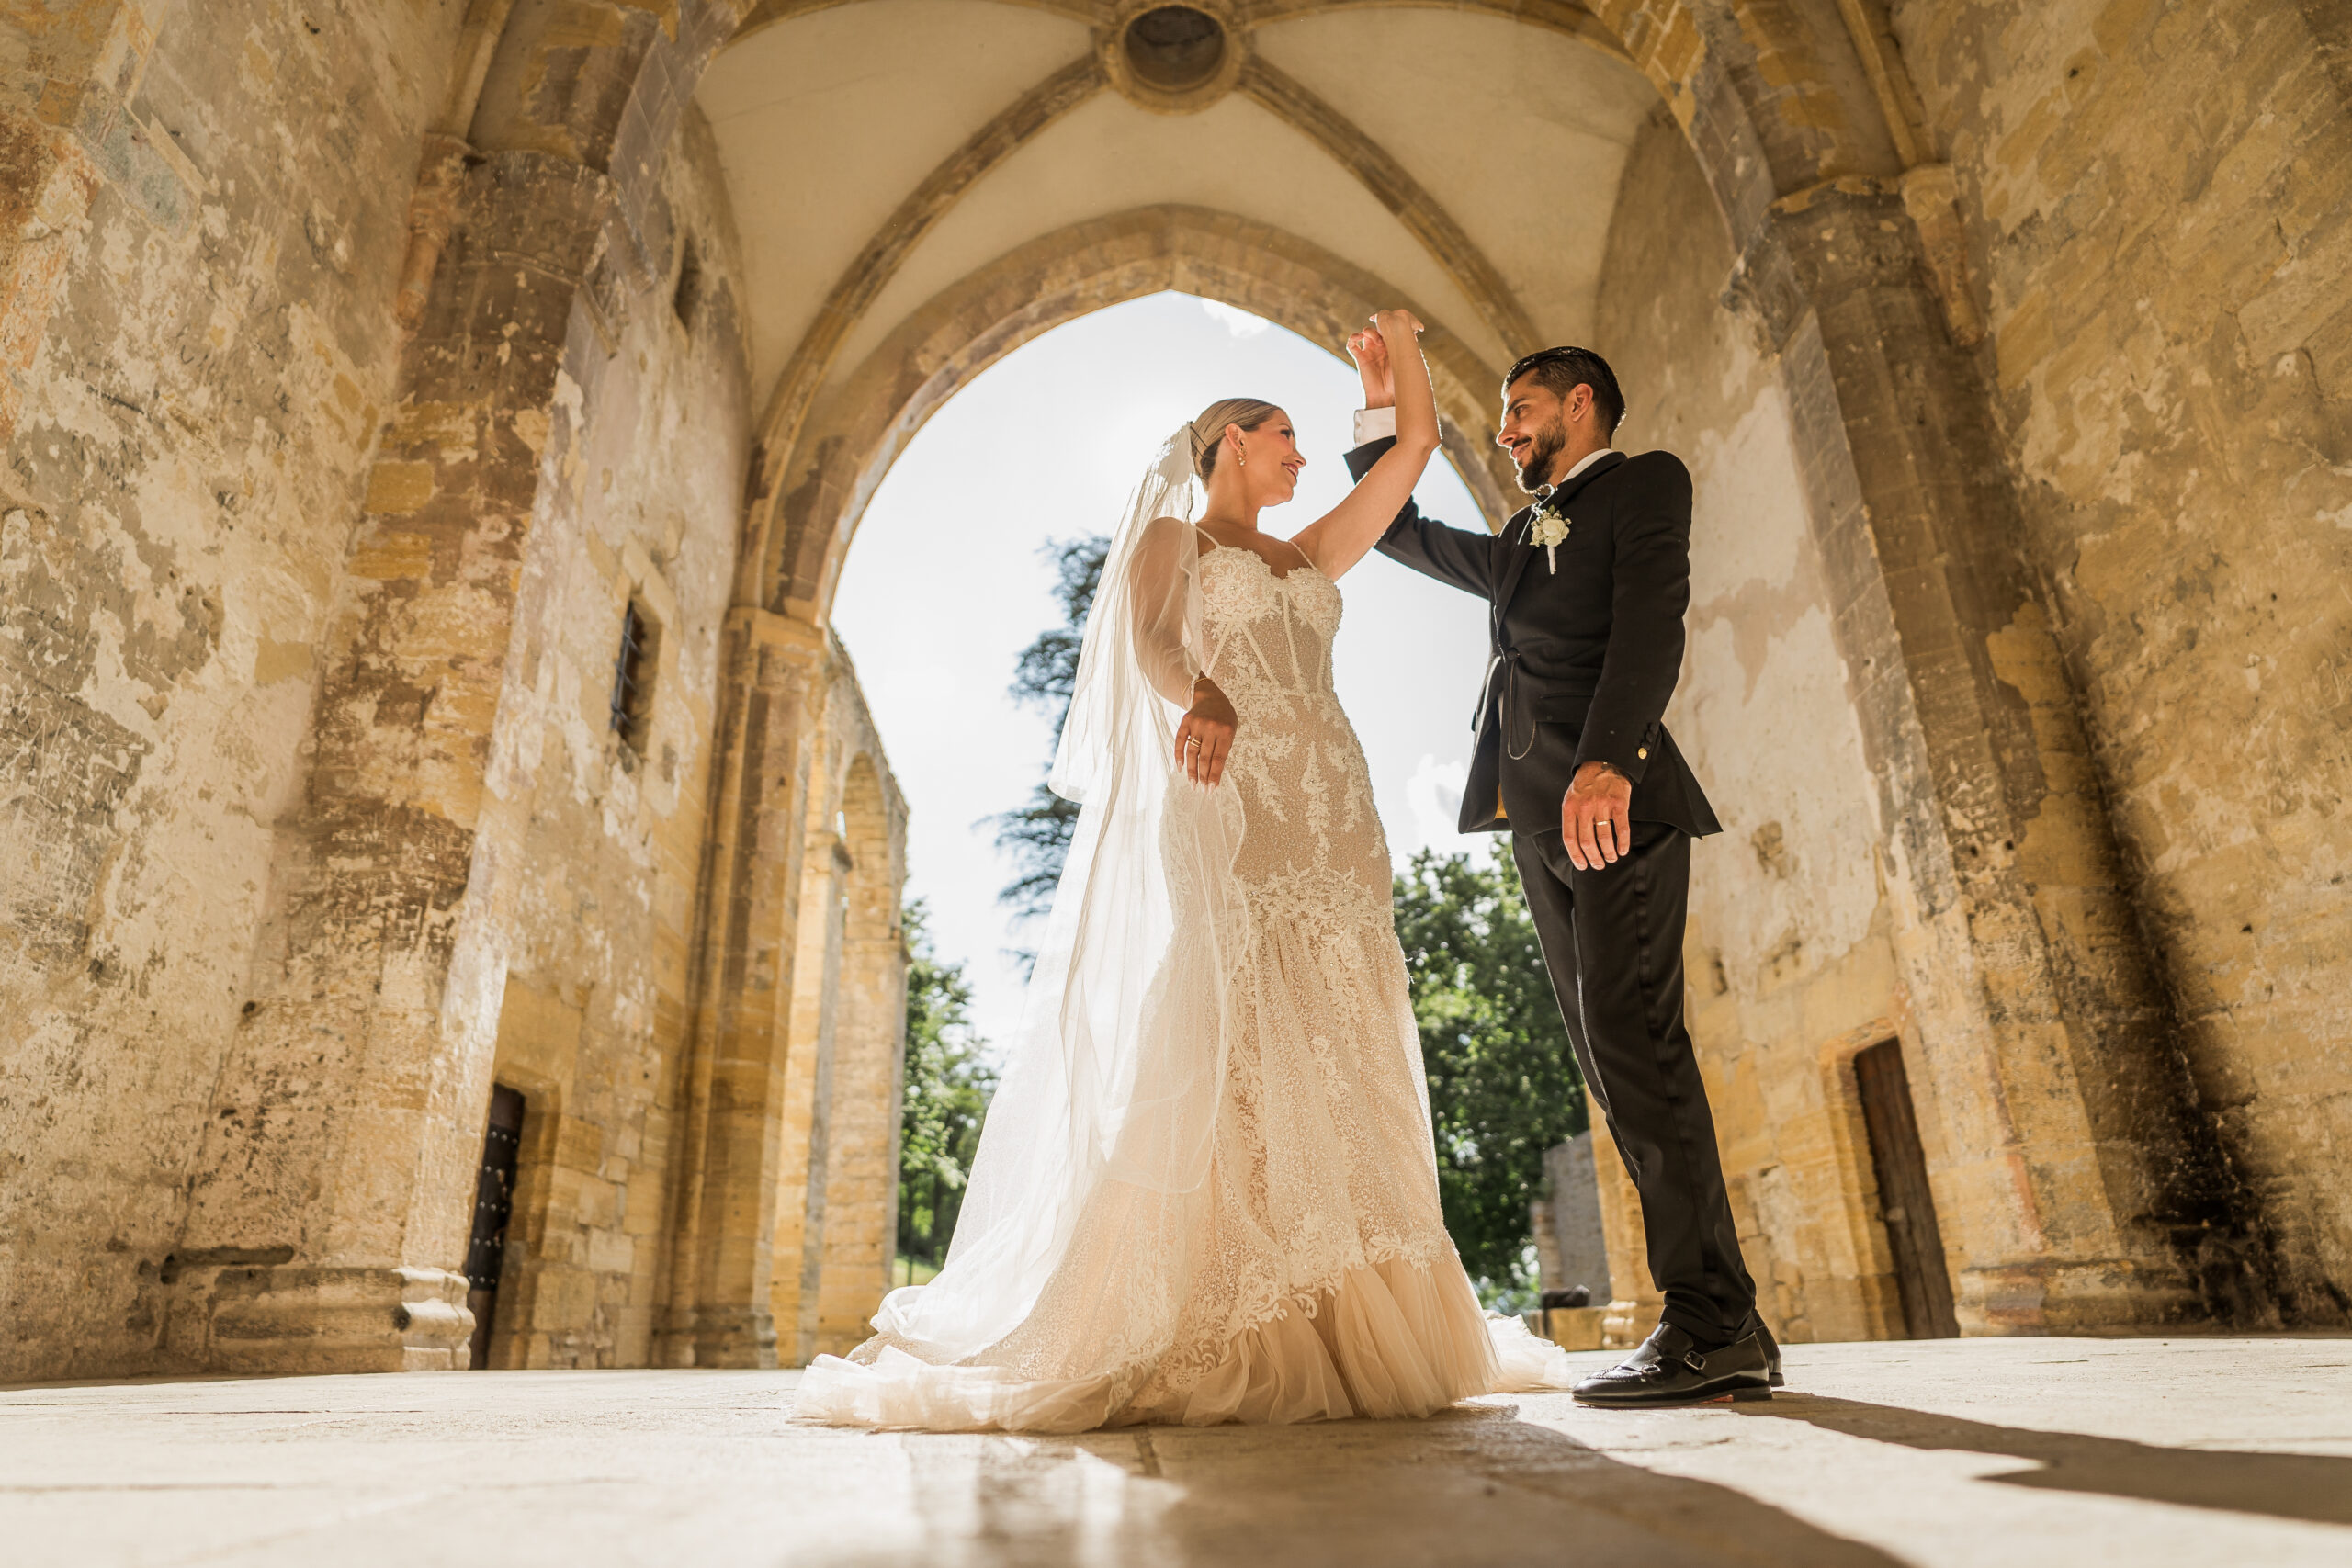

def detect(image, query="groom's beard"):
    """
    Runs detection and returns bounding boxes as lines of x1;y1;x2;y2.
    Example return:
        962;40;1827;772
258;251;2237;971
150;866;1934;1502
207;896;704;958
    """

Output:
1513;418;1567;493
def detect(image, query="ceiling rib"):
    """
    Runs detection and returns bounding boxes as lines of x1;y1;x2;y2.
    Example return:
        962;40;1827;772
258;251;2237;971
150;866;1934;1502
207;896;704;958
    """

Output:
752;53;1111;487
1234;54;1538;355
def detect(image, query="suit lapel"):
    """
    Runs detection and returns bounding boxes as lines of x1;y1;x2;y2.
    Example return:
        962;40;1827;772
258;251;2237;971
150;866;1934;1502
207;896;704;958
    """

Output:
1494;450;1627;623
1491;507;1538;644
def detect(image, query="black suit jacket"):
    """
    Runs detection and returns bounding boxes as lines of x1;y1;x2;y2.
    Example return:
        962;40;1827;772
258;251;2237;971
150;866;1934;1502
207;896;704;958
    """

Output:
1349;439;1720;840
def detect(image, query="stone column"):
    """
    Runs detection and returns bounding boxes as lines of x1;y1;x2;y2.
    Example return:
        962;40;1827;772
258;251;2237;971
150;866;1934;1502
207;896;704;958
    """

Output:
1729;181;2240;1329
653;609;825;1368
814;755;909;1357
769;773;851;1367
172;151;639;1372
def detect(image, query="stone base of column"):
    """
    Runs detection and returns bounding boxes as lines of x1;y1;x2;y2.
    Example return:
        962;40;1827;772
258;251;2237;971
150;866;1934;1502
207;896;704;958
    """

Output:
692;1305;779;1369
200;1265;476;1373
1956;1259;2211;1337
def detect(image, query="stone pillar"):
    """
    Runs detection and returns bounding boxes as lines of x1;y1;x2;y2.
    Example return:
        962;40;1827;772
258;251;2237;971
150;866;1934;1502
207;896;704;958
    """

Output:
768;777;850;1367
1730;181;2240;1330
653;610;825;1368
171;150;636;1372
814;755;909;1357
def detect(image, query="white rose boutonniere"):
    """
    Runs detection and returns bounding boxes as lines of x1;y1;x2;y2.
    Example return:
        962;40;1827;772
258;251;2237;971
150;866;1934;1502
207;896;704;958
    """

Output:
1529;504;1571;574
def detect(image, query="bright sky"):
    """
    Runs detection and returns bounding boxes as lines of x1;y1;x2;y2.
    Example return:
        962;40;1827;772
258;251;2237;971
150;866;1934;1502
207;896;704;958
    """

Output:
831;292;1498;1051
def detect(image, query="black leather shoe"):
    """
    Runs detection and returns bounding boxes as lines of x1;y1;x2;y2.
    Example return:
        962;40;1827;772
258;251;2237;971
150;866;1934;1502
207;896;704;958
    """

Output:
1572;1322;1774;1407
1741;1312;1786;1388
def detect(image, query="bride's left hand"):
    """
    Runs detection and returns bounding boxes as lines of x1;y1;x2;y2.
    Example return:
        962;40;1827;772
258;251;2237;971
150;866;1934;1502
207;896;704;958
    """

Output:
1178;677;1237;786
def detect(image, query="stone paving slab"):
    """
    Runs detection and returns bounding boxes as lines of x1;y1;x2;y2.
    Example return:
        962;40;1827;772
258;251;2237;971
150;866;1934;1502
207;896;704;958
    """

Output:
4;1337;2348;1567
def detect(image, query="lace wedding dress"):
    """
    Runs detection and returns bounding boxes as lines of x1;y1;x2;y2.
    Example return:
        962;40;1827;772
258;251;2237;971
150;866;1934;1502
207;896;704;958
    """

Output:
797;441;1573;1434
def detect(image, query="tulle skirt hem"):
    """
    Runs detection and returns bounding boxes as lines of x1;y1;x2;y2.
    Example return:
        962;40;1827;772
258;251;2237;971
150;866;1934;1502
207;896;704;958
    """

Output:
792;1254;1577;1434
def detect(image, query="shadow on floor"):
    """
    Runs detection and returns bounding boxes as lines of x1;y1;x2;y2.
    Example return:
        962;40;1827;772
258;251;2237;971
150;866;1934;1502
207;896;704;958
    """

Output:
827;1404;1905;1568
1736;1393;2352;1527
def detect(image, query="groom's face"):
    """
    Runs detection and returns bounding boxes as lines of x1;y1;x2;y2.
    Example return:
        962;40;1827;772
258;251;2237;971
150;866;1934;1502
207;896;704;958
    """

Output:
1497;378;1568;492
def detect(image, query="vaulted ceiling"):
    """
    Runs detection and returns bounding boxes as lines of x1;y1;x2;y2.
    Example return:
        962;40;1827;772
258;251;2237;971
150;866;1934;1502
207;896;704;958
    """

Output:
697;1;1663;432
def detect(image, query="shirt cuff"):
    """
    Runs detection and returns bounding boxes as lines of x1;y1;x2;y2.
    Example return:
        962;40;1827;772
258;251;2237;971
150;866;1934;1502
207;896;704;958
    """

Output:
1352;406;1396;446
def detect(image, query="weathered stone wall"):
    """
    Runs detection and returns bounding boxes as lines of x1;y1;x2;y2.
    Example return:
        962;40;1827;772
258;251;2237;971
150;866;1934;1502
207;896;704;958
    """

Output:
0;0;466;1382
1595;107;1911;1344
1889;0;2352;1322
0;0;914;1382
469;106;754;1370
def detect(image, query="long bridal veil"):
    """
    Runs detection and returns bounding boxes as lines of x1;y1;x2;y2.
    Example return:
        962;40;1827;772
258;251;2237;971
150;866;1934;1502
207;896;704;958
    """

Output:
798;427;1254;1428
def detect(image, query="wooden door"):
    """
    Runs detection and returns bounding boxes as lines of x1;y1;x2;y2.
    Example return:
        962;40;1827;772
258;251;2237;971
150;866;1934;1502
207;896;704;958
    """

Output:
1854;1040;1960;1337
463;1085;526;1368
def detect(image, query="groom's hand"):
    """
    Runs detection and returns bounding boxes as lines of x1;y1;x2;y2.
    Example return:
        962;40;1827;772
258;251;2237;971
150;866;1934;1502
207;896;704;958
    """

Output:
1561;761;1633;870
1348;326;1395;410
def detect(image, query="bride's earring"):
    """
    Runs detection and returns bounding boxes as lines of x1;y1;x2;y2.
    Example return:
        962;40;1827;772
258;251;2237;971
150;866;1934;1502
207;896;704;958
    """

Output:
1236;443;1247;468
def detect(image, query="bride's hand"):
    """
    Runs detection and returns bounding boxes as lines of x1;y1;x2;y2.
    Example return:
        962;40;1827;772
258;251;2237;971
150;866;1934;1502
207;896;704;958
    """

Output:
1373;308;1425;344
1177;677;1238;786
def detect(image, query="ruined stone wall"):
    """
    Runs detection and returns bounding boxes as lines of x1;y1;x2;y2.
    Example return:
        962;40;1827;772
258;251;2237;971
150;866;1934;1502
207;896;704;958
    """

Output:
1890;0;2352;1320
1594;108;1911;1344
0;0;467;1382
472;106;753;1370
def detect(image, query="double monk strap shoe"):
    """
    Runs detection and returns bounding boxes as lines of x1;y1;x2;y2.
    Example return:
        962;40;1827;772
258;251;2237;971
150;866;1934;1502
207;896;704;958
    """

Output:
1572;1322;1774;1407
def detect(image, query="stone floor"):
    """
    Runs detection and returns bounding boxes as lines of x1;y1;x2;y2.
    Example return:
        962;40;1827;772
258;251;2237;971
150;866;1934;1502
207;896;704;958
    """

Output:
6;1337;2349;1566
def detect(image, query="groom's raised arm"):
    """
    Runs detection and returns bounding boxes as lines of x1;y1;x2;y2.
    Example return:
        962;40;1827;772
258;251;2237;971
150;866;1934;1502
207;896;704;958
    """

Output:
1345;431;1494;600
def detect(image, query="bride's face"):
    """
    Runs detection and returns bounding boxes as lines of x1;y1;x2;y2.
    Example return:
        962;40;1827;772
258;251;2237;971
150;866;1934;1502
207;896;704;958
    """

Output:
1234;412;1306;506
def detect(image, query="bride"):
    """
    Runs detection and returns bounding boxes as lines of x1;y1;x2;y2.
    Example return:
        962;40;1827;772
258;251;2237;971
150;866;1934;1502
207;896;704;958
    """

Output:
798;309;1574;1432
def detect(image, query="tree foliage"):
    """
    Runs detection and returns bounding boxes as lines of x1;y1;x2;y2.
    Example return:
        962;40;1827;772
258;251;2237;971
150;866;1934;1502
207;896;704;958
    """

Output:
897;899;998;1271
1391;848;1589;1290
991;535;1110;921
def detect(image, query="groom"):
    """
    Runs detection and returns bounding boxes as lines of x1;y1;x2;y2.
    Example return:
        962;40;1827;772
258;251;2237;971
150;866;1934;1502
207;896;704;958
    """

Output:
1347;335;1778;1405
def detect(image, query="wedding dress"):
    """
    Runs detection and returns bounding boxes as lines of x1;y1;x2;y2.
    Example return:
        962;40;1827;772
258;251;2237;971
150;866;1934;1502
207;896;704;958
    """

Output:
797;431;1574;1433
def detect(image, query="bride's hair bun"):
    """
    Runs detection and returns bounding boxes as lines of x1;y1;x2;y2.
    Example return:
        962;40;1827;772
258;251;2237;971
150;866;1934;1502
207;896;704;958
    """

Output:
1189;398;1281;476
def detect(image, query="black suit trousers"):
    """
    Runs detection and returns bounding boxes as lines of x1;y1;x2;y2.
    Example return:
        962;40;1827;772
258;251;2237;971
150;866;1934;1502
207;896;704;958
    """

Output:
1512;819;1756;1342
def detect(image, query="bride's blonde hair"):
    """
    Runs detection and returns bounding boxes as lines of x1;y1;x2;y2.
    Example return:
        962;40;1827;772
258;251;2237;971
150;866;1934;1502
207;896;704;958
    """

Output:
1187;398;1281;477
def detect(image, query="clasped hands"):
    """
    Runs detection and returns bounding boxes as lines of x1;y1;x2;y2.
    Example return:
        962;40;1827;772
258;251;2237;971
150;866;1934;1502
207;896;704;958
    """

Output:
1345;309;1421;407
1561;761;1633;870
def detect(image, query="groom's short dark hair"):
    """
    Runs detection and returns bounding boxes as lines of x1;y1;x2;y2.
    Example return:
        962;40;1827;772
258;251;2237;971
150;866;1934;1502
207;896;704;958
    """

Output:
1504;347;1624;437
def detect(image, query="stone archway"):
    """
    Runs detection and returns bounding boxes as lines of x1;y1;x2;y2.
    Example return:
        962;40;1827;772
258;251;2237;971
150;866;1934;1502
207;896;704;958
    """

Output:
753;203;1522;626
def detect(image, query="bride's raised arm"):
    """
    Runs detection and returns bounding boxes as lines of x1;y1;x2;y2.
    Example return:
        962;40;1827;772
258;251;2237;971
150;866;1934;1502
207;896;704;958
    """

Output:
1291;309;1440;581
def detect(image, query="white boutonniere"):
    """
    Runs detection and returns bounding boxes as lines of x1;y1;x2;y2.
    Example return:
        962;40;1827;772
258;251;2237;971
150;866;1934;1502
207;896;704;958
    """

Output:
1529;503;1571;574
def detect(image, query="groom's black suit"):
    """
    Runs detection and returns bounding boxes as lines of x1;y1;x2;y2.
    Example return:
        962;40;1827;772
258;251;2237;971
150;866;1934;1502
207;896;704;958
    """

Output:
1349;437;1757;1344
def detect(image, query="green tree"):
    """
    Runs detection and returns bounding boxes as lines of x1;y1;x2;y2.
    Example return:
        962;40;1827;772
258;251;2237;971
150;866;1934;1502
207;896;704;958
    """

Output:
991;534;1110;922
1392;848;1589;1294
897;899;998;1275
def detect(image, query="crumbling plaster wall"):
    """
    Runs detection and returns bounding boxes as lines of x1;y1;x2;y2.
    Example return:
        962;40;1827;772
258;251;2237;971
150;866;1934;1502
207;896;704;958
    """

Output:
1595;108;1909;1345
0;0;468;1382
1891;0;2352;1319
474;105;753;1371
